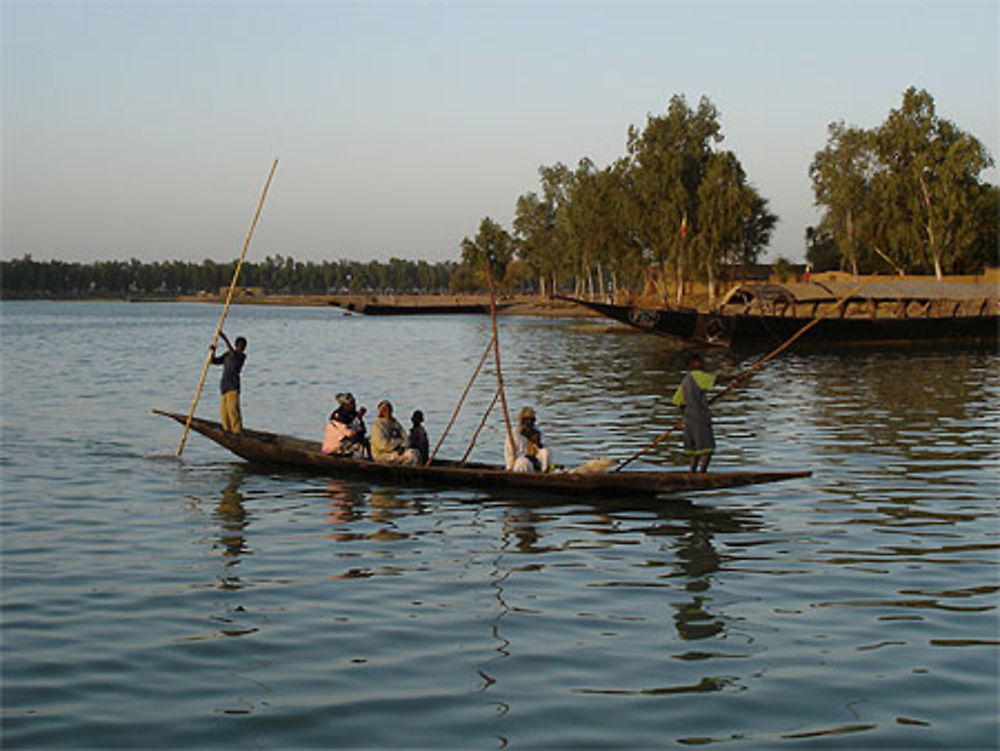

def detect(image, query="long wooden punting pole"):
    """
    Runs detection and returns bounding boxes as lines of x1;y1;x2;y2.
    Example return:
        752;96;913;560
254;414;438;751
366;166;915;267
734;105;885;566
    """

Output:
460;385;502;463
484;261;517;455
176;159;279;457
426;335;495;465
613;279;871;472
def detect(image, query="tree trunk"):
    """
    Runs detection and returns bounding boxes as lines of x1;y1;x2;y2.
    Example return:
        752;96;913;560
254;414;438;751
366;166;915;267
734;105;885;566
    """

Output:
654;263;669;300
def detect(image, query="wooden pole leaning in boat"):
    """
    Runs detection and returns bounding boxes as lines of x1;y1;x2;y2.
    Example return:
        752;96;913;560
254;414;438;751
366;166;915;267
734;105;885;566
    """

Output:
426;335;495;465
176;159;279;457
613;279;872;472
461;385;502;463
484;261;517;456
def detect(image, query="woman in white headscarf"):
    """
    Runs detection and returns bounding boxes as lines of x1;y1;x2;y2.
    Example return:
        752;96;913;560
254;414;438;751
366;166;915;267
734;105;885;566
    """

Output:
505;407;553;473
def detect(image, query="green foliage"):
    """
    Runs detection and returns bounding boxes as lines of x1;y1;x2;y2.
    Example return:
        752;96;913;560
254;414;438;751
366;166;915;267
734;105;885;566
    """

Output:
501;94;775;300
0;254;458;298
772;257;794;283
810;87;996;278
511;164;575;296
458;217;516;291
804;227;839;272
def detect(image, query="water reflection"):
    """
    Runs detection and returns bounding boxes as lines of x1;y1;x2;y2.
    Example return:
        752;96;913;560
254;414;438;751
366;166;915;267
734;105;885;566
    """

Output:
322;478;365;541
369;489;421;539
477;496;765;707
501;507;550;554
650;503;763;643
477;507;517;746
320;482;424;578
796;350;995;457
213;467;250;591
672;515;725;640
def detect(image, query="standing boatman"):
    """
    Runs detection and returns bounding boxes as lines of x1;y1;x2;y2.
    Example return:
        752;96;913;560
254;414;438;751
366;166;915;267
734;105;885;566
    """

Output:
210;332;247;434
672;353;717;473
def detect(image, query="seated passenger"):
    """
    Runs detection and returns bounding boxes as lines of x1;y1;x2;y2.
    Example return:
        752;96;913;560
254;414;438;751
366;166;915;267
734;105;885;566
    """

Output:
408;409;430;465
322;392;369;459
371;400;421;465
505;406;553;473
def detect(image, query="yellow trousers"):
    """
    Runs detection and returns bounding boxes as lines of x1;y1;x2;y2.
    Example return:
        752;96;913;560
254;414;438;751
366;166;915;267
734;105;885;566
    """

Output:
220;390;242;434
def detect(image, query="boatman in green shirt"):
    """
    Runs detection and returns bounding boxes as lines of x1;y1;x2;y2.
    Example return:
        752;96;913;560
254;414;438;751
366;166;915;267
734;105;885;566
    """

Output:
672;353;717;473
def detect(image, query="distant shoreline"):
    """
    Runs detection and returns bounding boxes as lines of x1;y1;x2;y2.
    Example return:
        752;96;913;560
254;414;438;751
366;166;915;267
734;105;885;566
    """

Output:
179;292;598;318
0;292;599;318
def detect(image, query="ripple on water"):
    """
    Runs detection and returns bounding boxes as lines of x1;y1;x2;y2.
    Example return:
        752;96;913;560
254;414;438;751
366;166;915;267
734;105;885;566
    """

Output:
1;304;997;749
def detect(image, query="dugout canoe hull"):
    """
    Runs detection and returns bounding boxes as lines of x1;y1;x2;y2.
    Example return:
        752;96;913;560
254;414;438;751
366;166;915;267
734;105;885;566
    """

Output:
155;410;810;498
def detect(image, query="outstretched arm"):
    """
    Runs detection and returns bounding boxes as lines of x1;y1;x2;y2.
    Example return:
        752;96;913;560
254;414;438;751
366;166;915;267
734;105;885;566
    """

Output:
209;333;232;364
209;343;226;364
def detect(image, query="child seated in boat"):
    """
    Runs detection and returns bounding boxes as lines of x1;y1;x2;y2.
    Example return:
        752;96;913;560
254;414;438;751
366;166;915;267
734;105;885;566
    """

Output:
322;392;370;459
505;406;553;473
371;400;421;465
672;353;717;472
408;410;430;465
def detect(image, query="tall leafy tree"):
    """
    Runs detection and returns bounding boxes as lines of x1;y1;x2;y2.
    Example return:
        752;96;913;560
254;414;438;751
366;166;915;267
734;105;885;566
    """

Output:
811;87;995;278
513;163;574;297
563;158;644;298
809;123;875;275
804;226;839;272
513;191;555;296
624;95;723;301
873;88;994;278
695;150;752;300
459;216;515;291
970;185;1000;269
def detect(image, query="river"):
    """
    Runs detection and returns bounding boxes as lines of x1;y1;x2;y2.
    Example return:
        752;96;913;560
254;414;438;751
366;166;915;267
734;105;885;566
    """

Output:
2;301;997;749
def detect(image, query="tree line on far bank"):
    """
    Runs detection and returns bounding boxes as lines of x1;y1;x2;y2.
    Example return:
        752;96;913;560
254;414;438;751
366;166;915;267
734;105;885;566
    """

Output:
0;255;460;298
456;87;997;301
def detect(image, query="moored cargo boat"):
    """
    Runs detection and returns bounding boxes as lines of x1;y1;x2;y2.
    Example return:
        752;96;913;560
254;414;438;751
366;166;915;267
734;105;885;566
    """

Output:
328;299;511;315
561;280;999;348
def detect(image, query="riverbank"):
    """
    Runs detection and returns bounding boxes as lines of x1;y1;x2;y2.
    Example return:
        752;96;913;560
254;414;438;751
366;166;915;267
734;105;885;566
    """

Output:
173;292;598;318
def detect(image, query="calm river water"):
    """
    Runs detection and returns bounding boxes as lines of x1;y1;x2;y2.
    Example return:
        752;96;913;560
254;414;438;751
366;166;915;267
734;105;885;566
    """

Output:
2;301;998;750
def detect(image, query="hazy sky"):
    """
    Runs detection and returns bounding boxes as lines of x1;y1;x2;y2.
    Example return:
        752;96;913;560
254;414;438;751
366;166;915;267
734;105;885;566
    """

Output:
3;0;997;265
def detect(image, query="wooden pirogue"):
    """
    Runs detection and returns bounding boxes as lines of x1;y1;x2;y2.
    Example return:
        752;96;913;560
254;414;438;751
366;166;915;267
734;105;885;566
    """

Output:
154;410;810;498
561;280;999;349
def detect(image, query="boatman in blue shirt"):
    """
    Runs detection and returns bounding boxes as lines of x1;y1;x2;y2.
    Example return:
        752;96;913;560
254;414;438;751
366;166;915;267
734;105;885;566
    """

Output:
672;353;717;473
210;332;247;434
